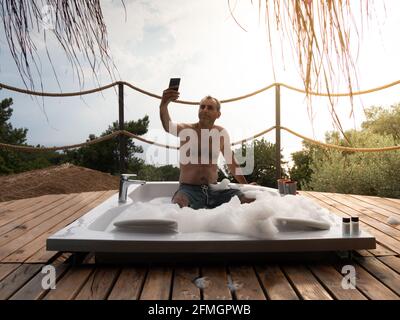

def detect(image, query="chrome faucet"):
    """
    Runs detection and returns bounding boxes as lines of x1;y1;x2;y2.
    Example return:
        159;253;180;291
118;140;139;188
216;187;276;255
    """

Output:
118;174;146;203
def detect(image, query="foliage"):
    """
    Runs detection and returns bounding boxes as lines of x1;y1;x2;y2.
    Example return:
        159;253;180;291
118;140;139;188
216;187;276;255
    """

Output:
64;116;150;175
362;103;400;142
306;130;400;198
0;94;167;178
0;96;62;175
0;0;116;87
137;164;180;181
288;142;314;190
290;103;400;198
232;138;285;187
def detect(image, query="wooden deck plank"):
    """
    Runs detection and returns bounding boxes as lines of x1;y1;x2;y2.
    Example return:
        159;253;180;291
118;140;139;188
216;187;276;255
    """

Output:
333;260;399;300
0;195;75;246
140;267;173;300
0;195;67;229
304;192;400;254
308;264;367;300
0;264;44;300
304;192;385;257
316;192;400;238
43;266;94;300
326;193;400;237
282;265;333;300
0;263;21;282
24;246;59;264
0;196;45;213
255;265;299;300
0;196;56;228
172;267;201;300
201;266;232;300
0;194;72;232
9;259;70;300
350;194;400;216
378;256;400;274
368;243;397;257
314;192;400;252
382;197;400;206
354;250;373;257
228;265;266;300
74;267;120;300
0;191;110;262
0;193;101;260
1;190;400;301
108;267;147;300
302;192;380;257
0;200;16;208
355;256;400;296
18;191;116;264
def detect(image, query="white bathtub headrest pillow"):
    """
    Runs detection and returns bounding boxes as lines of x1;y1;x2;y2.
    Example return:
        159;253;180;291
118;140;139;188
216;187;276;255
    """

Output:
113;218;178;233
274;217;331;230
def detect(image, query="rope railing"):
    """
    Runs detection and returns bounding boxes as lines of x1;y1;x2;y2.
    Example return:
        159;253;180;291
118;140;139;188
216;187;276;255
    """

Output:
0;82;118;97
1;126;399;153
1;79;399;160
1;79;400;102
279;127;400;152
0;131;121;152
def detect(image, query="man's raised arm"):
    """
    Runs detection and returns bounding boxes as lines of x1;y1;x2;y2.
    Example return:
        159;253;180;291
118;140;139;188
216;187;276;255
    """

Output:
159;88;181;136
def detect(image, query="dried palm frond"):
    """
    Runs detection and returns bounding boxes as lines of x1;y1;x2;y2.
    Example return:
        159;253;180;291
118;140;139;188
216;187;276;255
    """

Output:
230;0;385;143
0;0;123;89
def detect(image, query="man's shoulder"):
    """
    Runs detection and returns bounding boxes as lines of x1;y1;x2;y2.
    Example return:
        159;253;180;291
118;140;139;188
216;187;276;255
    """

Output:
213;125;230;137
178;122;196;129
213;124;226;132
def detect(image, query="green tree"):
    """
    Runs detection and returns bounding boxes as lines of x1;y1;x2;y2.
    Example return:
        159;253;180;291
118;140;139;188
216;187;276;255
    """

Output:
362;103;400;142
289;142;314;190
290;103;400;197
65;116;150;175
137;164;160;181
136;164;180;181
233;138;284;187
308;130;400;198
0;95;61;175
156;165;180;181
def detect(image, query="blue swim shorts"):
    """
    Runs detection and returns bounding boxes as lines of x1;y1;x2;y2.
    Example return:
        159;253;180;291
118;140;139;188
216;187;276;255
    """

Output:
172;183;244;210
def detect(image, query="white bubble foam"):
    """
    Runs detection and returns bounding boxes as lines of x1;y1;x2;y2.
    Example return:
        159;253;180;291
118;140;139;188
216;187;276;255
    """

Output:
387;216;400;225
113;190;334;239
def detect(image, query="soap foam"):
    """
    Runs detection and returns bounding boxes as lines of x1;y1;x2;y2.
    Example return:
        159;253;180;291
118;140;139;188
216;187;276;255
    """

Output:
387;216;400;225
113;189;335;239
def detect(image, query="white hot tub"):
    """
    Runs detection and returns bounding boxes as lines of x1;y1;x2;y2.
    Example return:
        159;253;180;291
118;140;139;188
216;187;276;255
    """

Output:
47;182;376;263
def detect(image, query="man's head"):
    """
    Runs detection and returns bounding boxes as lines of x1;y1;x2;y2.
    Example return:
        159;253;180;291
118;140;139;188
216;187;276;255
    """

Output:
198;95;221;126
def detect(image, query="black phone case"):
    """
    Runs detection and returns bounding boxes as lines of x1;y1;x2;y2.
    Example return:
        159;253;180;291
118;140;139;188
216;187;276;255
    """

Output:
169;78;180;90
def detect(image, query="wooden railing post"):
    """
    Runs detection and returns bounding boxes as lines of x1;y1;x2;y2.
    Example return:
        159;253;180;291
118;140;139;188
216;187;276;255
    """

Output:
118;83;126;174
275;84;282;183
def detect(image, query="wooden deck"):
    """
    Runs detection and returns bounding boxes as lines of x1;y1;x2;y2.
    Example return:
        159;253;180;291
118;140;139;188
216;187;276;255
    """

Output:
0;190;400;300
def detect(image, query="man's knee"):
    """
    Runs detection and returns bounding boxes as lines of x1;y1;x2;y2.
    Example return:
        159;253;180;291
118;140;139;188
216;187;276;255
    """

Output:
239;195;256;204
172;192;190;208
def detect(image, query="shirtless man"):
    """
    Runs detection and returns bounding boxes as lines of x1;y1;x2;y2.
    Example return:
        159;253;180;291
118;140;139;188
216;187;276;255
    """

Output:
160;88;256;209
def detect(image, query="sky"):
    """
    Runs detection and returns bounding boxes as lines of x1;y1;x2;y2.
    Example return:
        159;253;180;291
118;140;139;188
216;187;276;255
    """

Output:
1;0;400;170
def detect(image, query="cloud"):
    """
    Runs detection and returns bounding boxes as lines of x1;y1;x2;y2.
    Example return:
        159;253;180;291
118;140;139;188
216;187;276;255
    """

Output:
1;0;400;167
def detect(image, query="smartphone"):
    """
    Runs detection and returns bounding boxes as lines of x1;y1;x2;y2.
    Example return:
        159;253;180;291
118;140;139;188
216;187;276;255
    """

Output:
168;78;181;91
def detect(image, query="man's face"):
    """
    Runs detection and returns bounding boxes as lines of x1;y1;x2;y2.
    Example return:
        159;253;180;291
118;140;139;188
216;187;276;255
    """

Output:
198;98;221;123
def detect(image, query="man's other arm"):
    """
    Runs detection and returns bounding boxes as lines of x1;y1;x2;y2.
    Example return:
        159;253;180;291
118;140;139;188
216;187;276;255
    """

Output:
220;129;248;184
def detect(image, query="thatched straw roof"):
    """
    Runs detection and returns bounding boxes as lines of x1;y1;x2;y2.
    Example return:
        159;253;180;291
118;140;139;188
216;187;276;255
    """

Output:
251;0;381;137
1;0;384;134
0;0;120;89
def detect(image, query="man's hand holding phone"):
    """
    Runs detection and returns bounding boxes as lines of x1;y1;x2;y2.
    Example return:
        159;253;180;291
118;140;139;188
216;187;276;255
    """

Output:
161;78;181;105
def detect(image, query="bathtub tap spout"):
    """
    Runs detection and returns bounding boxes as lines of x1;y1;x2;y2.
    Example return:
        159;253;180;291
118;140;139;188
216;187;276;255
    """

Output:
119;174;146;203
